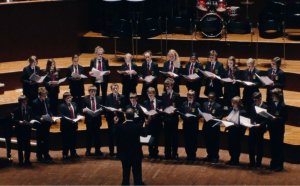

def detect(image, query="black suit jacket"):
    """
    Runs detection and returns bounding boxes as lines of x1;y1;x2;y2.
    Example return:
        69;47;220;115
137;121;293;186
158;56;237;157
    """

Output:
13;105;33;130
204;61;224;97
120;62;139;86
126;104;145;126
32;98;52;126
162;61;182;91
116;120;143;161
21;65;41;99
105;93;126;122
67;64;85;97
90;57;110;84
180;101;201;124
202;101;223;119
185;62;203;79
140;60;159;83
267;101;287;123
266;68;285;89
82;95;103;126
250;102;269;131
59;102;78;131
143;98;163;134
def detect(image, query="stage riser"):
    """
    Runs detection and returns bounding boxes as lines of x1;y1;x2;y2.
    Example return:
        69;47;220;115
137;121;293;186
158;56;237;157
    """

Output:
0;129;299;164
1;66;300;92
80;37;300;60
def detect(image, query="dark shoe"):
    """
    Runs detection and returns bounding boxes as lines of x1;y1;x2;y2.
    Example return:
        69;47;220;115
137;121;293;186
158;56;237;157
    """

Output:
62;155;69;161
18;162;24;167
37;156;44;162
109;152;115;157
85;151;92;157
226;160;239;166
71;154;80;159
211;158;219;164
248;163;256;168
95;151;103;157
24;161;32;166
273;166;284;172
203;157;212;162
164;155;171;160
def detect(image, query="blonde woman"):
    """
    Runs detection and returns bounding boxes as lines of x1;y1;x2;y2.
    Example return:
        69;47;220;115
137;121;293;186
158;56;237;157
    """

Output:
162;49;182;93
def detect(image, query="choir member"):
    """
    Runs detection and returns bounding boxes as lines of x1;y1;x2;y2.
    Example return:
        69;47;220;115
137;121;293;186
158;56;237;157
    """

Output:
139;50;159;101
180;90;201;161
184;53;203;100
266;57;285;104
105;83;126;157
267;88;287;171
225;96;247;165
143;87;163;159
161;78;180;160
242;58;261;112
115;108;144;185
32;87;53;162
67;54;85;113
204;50;224;99
82;86;104;156
13;95;33;166
89;46;110;102
119;53;139;104
223;56;241;109
126;92;145;125
162;49;182;93
59;92;80;160
44;59;60;115
248;92;268;168
21;55;41;105
202;92;223;163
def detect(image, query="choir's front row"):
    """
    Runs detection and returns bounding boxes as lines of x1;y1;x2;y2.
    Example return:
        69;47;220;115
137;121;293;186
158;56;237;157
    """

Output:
12;79;286;172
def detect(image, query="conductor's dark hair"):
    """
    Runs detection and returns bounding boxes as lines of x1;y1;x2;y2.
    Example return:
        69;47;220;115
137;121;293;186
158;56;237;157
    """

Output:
125;108;134;120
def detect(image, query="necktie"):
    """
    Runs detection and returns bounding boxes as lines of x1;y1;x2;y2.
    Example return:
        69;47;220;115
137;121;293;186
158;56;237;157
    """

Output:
188;102;192;111
43;101;48;115
169;61;174;72
91;97;96;111
150;100;154;110
189;63;194;75
68;104;75;119
271;69;276;80
210;63;215;72
147;62;151;75
229;69;233;78
75;65;78;74
208;102;212;112
22;106;26;120
248;69;252;81
51;72;56;81
98;59;102;71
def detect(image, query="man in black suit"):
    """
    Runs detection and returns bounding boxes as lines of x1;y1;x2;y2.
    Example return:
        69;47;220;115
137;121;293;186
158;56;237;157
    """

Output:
126;92;145;125
179;90;201;161
13;95;33;166
185;53;203;99
248;92;268;168
202;92;223;163
82;86;104;156
105;83;126;156
139;51;159;101
266;57;285;104
67;54;85;113
119;53;139;104
143;87;163;159
89;46;110;102
59;92;80;160
204;50;224;99
115;108;144;185
0;113;13;162
32;87;53;162
21;55;41;105
242;58;261;112
267;88;287;171
161;78;180;160
162;49;182;93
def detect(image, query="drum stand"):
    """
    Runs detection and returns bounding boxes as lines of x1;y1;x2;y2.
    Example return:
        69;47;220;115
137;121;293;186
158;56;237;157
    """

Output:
282;21;286;65
255;22;259;63
241;0;254;20
191;20;197;53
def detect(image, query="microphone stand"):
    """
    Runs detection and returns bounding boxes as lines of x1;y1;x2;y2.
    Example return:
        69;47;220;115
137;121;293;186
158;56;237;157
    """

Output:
191;19;196;53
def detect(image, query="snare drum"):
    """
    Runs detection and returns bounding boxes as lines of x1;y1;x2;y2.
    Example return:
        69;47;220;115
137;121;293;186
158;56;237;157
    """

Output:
196;0;208;11
200;13;224;37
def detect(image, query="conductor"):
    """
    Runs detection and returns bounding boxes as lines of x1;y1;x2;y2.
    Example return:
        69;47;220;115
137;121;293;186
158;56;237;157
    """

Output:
114;108;145;185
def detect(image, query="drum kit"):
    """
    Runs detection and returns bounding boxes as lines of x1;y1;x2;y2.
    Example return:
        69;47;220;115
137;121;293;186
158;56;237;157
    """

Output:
196;0;252;38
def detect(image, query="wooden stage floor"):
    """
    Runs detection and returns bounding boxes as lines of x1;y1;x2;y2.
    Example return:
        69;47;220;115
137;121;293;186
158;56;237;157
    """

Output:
0;147;300;185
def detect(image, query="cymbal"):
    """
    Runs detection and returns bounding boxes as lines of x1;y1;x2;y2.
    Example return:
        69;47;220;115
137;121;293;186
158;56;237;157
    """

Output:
241;1;254;5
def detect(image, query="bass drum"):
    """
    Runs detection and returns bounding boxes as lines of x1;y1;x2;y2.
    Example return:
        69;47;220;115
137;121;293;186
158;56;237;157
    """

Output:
200;13;224;37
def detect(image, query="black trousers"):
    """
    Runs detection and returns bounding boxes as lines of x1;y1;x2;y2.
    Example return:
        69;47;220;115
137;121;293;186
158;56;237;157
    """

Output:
203;122;220;160
36;124;51;159
107;120;116;154
94;82;108;103
248;126;266;166
61;127;77;156
16;127;31;163
48;92;59;115
268;120;285;169
121;158;142;185
86;122;101;153
148;122;162;158
183;121;198;160
163;119;179;158
227;126;245;163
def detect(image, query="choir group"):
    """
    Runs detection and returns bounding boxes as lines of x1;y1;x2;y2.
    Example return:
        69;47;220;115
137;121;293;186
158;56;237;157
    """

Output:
9;46;286;172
